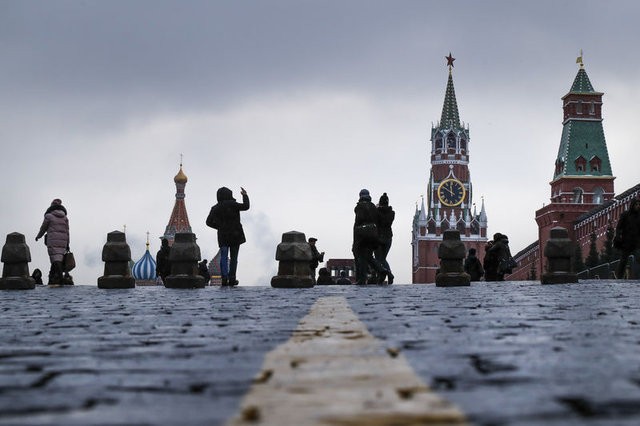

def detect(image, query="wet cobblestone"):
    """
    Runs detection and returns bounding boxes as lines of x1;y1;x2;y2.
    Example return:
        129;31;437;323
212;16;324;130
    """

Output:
1;280;640;425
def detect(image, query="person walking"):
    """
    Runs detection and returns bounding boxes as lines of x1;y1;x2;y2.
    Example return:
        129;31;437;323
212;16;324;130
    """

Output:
156;237;171;284
614;198;640;279
464;248;484;281
352;189;387;284
206;187;250;286
484;233;505;281
35;199;70;285
308;237;324;283
374;192;395;284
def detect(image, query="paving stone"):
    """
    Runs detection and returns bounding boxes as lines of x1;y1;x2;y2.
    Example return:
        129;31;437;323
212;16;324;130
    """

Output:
1;281;640;425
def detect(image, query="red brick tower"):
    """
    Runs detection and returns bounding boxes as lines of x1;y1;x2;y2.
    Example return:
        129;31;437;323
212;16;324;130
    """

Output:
535;55;615;273
412;54;488;283
162;163;193;246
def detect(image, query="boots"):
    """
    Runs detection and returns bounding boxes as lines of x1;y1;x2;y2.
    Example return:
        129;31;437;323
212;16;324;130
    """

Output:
48;262;63;285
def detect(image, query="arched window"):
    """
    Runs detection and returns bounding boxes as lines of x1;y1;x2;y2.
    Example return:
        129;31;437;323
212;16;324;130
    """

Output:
446;132;456;153
576;100;583;114
435;134;443;153
459;136;467;153
593;187;604;204
573;188;584;203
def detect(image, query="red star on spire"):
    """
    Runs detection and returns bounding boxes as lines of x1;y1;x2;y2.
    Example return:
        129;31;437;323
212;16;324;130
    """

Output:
446;52;455;68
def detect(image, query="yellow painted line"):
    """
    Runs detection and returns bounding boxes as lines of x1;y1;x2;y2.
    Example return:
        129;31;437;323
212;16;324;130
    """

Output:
227;296;466;425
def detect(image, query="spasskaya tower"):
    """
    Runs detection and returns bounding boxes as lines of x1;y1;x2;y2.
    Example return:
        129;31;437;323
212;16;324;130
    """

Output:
412;54;488;283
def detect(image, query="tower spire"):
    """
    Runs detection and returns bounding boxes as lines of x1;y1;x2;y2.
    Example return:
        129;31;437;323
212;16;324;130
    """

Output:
163;161;192;245
440;53;461;128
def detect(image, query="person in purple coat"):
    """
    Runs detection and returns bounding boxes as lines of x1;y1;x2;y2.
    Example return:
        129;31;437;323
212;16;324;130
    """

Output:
35;199;70;285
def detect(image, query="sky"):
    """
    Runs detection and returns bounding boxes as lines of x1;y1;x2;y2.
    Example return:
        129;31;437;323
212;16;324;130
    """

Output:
1;0;640;286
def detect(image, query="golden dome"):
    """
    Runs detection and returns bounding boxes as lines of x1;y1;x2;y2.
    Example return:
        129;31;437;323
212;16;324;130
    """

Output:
174;165;188;184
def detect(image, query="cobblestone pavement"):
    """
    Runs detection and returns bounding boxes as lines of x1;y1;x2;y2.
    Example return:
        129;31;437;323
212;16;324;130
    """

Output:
1;280;640;425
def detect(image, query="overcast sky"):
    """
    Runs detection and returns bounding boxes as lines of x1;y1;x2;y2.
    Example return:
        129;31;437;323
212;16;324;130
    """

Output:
2;1;639;286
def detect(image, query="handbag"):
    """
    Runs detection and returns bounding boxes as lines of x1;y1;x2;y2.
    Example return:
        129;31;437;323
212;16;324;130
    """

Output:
498;257;517;274
63;251;76;272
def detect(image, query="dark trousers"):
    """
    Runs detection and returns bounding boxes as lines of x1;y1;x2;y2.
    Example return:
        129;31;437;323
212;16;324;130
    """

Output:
353;244;384;284
228;245;240;279
374;238;392;273
617;251;635;279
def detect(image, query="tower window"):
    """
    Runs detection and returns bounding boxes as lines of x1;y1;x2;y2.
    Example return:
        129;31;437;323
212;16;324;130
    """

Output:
593;187;604;204
573;188;584;203
576;101;583;114
575;156;586;173
589;102;595;115
590;156;601;172
435;134;443;153
447;132;456;152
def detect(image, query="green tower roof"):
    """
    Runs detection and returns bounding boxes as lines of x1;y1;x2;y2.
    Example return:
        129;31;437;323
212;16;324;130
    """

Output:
569;68;595;93
554;65;612;180
555;120;612;178
439;70;461;128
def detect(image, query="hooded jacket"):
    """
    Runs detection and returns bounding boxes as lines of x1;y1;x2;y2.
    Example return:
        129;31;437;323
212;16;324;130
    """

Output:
206;187;250;246
36;209;69;262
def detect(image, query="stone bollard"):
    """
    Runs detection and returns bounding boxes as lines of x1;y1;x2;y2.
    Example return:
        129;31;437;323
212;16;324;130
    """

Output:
97;231;136;289
435;229;470;287
164;232;205;289
541;226;578;285
271;231;314;288
0;232;36;290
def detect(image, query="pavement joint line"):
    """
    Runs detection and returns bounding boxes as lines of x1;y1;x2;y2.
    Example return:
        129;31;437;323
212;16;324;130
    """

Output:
227;295;467;425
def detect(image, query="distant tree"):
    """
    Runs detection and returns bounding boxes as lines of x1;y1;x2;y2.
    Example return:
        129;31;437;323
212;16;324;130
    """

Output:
528;263;537;281
585;231;599;268
600;224;615;264
573;242;586;272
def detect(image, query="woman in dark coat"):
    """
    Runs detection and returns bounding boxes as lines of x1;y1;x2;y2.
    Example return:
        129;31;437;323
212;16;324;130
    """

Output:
374;192;395;284
484;232;510;281
206;187;250;286
352;189;387;285
156;237;171;284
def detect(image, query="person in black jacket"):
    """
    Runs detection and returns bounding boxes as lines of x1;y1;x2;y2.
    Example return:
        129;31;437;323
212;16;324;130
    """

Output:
374;192;395;284
484;233;504;281
206;187;250;286
156;238;171;284
352;189;387;284
464;248;484;281
315;267;334;285
614;198;640;279
308;237;324;283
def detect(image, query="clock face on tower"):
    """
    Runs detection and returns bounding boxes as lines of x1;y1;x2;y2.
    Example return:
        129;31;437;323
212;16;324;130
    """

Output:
437;178;466;207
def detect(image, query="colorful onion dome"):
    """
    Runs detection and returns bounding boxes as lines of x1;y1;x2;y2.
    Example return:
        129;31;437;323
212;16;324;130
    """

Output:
132;241;157;281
